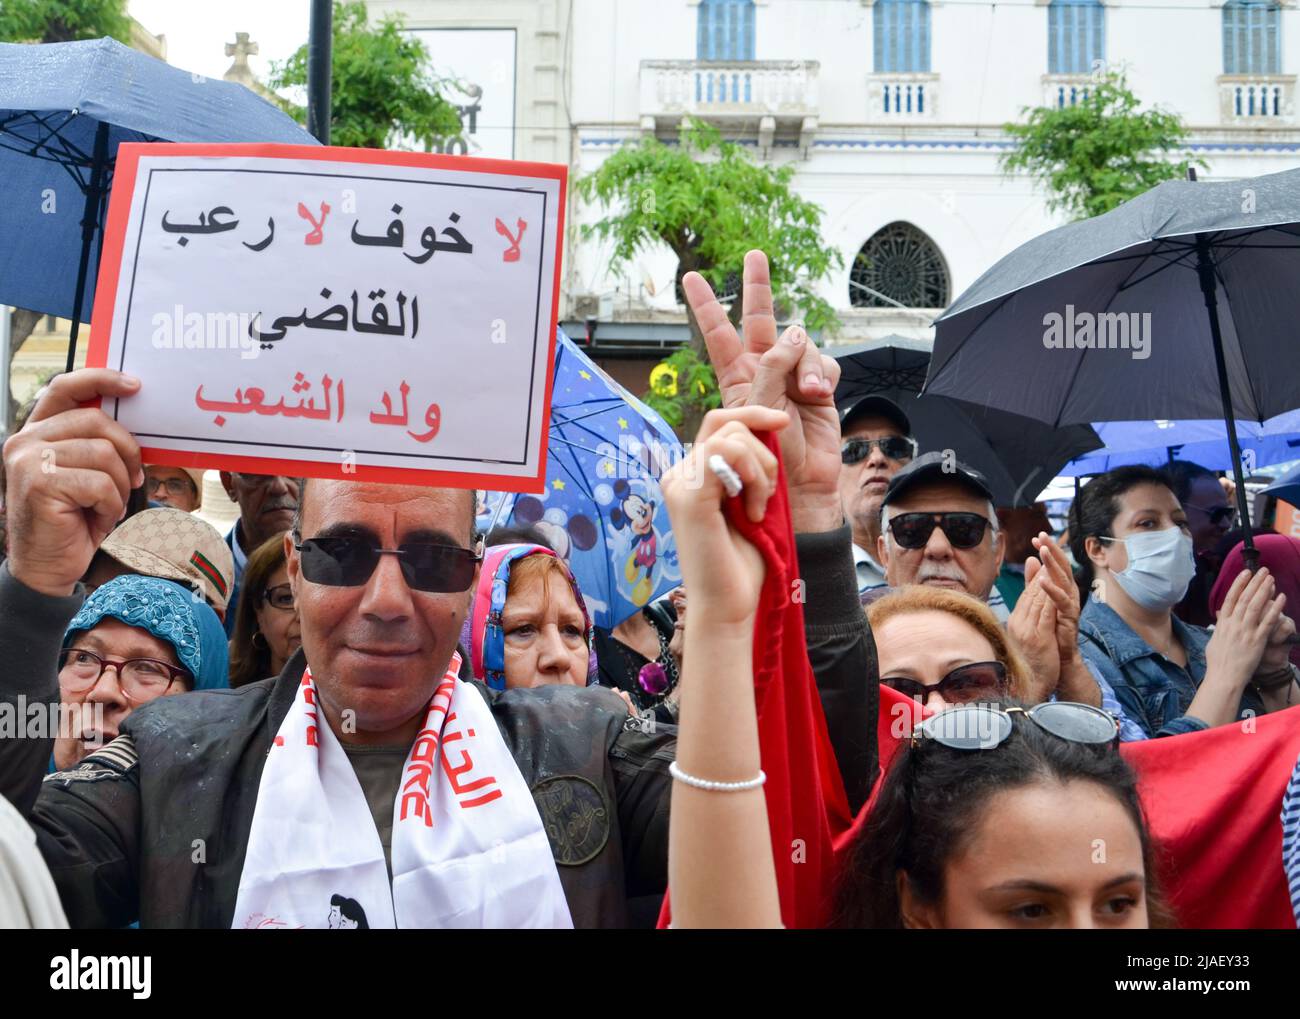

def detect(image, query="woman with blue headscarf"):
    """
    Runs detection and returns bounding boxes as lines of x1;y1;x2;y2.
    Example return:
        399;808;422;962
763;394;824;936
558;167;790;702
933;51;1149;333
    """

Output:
52;574;228;771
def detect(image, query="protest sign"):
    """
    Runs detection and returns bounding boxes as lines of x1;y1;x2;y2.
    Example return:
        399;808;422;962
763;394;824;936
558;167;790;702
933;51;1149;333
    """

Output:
87;143;565;492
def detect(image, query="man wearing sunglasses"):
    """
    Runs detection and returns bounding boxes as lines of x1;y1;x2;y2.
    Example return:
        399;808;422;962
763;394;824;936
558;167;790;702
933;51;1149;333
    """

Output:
0;369;674;930
836;396;917;596
877;452;1009;619
1166;461;1237;628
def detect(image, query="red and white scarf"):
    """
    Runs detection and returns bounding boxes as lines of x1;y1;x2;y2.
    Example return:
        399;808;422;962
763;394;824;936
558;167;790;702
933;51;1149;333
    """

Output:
232;654;572;929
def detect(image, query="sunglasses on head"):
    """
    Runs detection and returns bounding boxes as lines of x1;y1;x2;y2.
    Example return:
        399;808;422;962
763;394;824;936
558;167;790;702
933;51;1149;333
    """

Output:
841;435;917;466
884;660;1008;707
887;511;990;550
911;701;1119;751
294;534;482;593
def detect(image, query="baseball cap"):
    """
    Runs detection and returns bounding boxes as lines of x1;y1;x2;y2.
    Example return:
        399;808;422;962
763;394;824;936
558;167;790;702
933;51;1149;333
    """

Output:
98;508;235;613
881;451;995;509
839;395;912;437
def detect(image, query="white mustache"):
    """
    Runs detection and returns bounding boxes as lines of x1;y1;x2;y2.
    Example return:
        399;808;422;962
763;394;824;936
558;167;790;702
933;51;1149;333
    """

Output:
916;561;968;585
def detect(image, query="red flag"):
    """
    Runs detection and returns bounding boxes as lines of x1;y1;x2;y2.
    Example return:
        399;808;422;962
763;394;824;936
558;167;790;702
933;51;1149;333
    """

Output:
1122;706;1300;929
858;689;1300;928
659;431;849;928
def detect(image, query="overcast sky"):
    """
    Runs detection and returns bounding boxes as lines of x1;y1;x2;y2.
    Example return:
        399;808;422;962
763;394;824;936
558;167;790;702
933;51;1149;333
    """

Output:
128;1;312;83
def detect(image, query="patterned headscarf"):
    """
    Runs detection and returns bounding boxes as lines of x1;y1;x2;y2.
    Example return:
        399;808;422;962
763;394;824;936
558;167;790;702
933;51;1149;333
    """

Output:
458;543;597;691
64;574;230;692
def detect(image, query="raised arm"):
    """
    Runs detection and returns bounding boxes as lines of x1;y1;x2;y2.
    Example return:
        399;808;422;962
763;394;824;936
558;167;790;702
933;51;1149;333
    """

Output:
663;405;787;929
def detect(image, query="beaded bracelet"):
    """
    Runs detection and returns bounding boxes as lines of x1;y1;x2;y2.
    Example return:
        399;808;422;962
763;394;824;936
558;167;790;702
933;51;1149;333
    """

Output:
669;760;766;792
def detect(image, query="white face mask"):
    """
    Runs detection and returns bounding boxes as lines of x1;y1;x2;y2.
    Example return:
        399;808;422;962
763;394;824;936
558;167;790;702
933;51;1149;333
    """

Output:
1100;527;1196;612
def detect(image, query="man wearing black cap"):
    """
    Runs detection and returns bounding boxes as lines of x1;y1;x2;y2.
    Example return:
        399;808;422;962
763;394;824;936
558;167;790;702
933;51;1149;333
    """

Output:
837;396;918;595
876;452;1006;617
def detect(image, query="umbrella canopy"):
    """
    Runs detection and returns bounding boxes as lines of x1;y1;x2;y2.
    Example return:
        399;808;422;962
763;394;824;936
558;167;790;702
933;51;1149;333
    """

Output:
0;37;317;358
833;340;1102;506
1062;411;1300;476
1264;463;1300;509
928;166;1300;560
928;167;1300;426
477;330;682;629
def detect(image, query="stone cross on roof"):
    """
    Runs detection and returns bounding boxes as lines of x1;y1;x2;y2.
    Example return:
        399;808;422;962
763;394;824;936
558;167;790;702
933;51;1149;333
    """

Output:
224;32;259;82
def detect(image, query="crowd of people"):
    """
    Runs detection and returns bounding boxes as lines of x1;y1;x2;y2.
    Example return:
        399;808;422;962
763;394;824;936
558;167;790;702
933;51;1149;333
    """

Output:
1;249;1298;929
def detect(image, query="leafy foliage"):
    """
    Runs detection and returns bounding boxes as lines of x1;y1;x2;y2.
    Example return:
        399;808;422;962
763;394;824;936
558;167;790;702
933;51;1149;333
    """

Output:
269;1;461;149
1001;69;1204;221
576;119;839;431
643;348;722;429
0;0;129;43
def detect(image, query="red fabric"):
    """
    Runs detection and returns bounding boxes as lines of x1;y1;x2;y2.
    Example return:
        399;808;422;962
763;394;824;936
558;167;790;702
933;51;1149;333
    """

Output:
859;690;1300;929
1122;706;1300;929
658;431;850;929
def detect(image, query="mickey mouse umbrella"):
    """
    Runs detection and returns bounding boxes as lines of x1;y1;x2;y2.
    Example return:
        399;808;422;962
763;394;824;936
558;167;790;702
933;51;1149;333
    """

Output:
478;329;683;630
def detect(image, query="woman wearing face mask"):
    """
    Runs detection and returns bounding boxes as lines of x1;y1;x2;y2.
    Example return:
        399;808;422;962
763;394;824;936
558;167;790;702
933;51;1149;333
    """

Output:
1070;466;1299;739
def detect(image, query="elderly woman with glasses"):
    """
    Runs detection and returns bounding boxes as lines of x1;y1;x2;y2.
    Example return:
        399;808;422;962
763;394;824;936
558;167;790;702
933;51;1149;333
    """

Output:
53;574;229;771
228;536;301;688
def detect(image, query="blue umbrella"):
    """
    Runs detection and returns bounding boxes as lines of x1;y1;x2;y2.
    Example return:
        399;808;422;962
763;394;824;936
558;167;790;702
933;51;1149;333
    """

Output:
1265;463;1300;508
1062;411;1300;476
0;37;318;370
479;329;683;629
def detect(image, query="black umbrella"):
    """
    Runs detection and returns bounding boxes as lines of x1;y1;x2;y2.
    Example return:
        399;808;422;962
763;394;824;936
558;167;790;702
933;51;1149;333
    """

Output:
927;167;1300;567
834;339;1103;507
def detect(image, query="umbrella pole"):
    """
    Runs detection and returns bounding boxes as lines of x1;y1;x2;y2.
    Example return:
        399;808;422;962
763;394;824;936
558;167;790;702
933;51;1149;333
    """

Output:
1194;234;1258;571
65;121;110;375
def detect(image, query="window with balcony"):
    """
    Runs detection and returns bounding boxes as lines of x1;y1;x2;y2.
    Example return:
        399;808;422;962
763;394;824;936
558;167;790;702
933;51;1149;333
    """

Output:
1223;0;1281;74
1048;0;1104;75
850;223;949;309
697;0;756;61
874;0;931;73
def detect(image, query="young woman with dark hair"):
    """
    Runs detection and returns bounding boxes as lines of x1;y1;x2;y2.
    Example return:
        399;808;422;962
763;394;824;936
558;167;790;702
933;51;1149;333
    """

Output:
1068;466;1297;738
834;701;1171;929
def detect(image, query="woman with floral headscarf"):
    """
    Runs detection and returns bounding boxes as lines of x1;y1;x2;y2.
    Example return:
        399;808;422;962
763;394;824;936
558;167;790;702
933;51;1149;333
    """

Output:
458;543;601;691
53;574;229;770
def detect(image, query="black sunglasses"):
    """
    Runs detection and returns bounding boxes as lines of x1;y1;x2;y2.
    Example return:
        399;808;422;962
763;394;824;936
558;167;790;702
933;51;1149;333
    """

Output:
1186;503;1236;527
841;435;917;466
887;511;990;550
884;661;1008;707
295;534;482;593
912;702;1119;751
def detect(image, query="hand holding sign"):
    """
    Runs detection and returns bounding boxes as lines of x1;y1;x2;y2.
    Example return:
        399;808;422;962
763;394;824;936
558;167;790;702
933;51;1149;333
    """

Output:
2;370;144;596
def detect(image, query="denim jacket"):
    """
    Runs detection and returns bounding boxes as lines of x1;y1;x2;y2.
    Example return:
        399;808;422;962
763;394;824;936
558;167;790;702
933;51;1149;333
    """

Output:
1077;598;1263;739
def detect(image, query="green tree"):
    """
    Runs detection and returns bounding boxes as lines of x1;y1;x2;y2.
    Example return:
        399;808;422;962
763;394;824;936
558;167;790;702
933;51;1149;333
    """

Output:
270;1;461;149
1000;69;1204;221
0;0;128;43
0;0;131;432
576;118;840;432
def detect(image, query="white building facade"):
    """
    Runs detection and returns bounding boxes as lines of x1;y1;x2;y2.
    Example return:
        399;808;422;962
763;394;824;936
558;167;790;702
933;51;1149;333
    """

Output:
370;0;1300;364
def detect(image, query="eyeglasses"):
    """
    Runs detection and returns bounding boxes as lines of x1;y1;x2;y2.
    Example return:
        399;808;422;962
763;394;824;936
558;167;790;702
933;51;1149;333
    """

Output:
295;535;482;592
261;583;295;611
911;702;1119;751
887;511;991;550
884;661;1008;707
58;647;191;702
1185;503;1236;527
146;477;194;497
841;435;917;466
